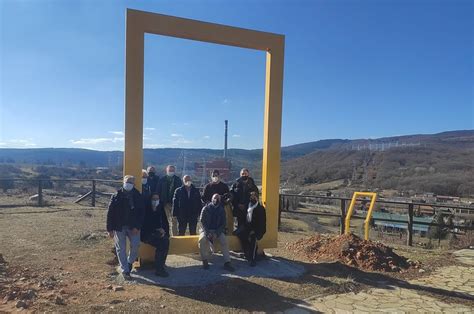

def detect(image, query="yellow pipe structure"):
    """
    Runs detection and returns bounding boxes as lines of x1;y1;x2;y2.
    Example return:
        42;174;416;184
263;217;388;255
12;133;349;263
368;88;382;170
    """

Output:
344;192;377;240
124;9;285;260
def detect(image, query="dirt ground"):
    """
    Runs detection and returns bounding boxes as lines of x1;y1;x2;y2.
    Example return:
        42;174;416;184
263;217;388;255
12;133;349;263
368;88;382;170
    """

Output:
0;201;471;312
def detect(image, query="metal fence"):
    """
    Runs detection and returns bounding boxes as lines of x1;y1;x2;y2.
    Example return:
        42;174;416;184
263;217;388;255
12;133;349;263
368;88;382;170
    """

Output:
279;193;474;247
2;178;473;247
0;178;121;207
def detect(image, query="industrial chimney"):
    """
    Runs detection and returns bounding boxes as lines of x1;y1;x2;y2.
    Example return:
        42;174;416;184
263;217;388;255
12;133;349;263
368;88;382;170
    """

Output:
224;120;228;159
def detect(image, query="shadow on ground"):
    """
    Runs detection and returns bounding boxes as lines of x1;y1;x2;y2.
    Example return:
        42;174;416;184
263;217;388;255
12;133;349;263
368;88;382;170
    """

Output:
283;259;474;303
126;253;473;312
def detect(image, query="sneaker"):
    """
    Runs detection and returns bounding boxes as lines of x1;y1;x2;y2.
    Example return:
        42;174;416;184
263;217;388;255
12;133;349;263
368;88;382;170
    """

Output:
250;260;257;267
128;263;133;272
202;260;209;270
155;269;169;277
123;272;132;280
224;262;235;272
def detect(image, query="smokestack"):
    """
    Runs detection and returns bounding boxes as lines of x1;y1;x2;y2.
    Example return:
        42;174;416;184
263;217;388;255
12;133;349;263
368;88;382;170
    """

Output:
224;120;228;158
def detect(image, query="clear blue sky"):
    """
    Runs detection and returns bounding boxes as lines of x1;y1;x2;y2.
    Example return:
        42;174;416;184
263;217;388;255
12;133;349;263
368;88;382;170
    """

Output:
0;0;472;150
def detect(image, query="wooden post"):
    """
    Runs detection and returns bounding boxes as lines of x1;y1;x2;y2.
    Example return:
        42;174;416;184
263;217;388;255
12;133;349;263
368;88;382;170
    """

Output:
340;198;346;235
278;194;282;229
407;203;414;246
38;180;43;207
92;180;96;207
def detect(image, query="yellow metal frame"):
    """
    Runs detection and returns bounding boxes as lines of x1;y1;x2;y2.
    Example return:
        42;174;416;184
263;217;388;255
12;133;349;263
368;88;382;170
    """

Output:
124;9;285;258
344;192;377;240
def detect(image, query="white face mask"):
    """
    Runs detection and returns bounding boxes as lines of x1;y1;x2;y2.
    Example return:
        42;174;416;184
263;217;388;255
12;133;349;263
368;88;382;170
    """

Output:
185;181;192;187
152;200;160;208
167;171;175;177
142;178;148;185
123;182;134;191
211;177;219;183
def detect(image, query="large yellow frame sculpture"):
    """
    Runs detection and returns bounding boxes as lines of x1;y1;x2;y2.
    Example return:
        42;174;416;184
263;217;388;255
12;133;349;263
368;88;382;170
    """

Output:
123;9;285;257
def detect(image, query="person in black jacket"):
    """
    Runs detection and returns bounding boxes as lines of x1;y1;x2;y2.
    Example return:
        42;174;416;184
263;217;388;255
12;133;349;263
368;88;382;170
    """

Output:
106;175;145;278
235;191;266;266
146;166;160;194
159;165;182;236
172;175;202;235
141;169;152;200
141;193;170;277
202;169;233;234
231;168;259;229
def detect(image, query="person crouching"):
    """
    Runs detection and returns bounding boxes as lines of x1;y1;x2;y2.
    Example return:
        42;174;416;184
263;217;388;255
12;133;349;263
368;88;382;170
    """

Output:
141;193;170;277
198;194;235;272
235;191;266;266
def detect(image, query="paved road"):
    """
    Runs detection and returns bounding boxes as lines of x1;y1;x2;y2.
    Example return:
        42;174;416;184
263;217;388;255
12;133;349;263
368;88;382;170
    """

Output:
285;249;474;313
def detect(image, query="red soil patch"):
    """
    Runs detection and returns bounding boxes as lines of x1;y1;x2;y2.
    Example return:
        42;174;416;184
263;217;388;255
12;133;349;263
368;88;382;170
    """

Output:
287;233;416;272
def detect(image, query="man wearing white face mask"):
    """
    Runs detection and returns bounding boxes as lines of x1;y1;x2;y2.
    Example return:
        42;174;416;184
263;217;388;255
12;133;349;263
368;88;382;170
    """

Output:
199;194;235;272
141;169;151;200
159;165;182;236
202;169;233;234
235;191;266;267
172;175;202;235
106;175;145;279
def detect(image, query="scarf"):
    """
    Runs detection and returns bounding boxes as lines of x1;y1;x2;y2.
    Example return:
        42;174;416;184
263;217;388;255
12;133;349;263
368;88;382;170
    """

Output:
247;201;258;223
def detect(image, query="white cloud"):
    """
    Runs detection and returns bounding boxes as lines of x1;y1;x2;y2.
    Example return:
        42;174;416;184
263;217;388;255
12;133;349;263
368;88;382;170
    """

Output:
70;137;124;145
169;138;192;146
171;133;183;137
0;139;37;148
232;134;241;138
203;135;211;139
145;143;165;148
144;127;155;131
108;131;124;136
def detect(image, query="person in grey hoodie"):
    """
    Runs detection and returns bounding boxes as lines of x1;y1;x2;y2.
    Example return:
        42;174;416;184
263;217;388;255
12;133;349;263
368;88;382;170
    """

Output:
198;194;235;272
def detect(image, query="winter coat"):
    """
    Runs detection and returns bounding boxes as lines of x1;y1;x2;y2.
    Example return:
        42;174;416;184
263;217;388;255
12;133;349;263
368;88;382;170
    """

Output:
231;176;259;218
245;203;266;240
147;174;160;195
202;181;230;203
106;188;145;232
172;185;203;222
159;175;182;205
200;202;226;236
141;200;169;242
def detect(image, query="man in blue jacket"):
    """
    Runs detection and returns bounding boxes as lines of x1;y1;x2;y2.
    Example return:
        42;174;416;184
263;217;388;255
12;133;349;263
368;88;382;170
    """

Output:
172;175;202;236
198;194;235;272
106;175;145;279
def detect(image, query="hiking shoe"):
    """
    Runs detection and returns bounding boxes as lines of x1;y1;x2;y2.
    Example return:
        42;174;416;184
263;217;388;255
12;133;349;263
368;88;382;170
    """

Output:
128;263;133;272
202;260;209;270
250;260;257;267
123;272;132;280
155;269;169;277
224;262;235;272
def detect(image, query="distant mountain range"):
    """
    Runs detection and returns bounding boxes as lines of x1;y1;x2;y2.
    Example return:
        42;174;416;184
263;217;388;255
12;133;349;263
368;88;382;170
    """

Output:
1;130;473;195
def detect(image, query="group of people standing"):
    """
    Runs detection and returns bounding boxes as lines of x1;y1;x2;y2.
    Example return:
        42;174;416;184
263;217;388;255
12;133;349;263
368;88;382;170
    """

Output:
106;165;266;279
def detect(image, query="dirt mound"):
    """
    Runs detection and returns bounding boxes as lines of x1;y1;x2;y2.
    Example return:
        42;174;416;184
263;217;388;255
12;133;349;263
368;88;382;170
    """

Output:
287;233;414;272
